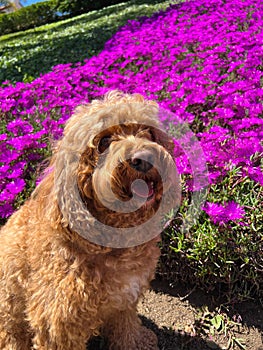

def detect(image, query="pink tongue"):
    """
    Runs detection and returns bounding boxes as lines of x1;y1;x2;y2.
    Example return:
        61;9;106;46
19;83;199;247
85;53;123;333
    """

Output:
131;180;153;198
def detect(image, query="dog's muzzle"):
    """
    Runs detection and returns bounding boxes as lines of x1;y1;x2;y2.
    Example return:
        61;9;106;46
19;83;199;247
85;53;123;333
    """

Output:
129;150;154;173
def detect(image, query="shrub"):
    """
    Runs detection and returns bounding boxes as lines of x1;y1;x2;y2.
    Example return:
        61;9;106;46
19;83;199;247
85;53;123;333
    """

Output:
52;0;130;17
0;0;171;84
0;0;149;35
0;1;58;35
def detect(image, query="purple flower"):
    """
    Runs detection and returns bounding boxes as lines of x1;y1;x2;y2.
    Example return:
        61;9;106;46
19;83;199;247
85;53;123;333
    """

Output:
246;166;263;186
0;134;7;141
224;201;246;221
203;201;245;225
7;161;26;179
5;178;26;195
0;203;14;218
7;119;33;136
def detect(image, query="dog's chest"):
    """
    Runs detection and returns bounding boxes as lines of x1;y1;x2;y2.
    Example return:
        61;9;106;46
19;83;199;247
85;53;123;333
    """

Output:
103;266;152;308
95;244;159;308
121;274;147;302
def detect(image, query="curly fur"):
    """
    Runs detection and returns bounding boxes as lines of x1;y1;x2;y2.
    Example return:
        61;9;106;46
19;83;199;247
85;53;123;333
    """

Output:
0;91;180;350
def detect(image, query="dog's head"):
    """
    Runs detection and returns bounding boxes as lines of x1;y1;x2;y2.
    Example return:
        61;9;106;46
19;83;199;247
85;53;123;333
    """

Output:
41;91;180;247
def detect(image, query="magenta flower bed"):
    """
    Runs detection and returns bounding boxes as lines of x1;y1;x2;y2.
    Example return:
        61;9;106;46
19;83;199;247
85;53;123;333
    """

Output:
0;0;263;221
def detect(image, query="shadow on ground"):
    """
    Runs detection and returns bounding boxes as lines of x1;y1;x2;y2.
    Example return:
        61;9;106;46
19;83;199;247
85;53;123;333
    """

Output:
141;315;222;350
151;279;263;333
87;315;222;350
87;280;263;350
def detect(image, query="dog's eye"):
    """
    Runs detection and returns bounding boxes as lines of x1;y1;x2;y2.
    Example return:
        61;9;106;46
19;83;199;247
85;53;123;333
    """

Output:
98;136;112;153
138;128;155;141
149;129;156;141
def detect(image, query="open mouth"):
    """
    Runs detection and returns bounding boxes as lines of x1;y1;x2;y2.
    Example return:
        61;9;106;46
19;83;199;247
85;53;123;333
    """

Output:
130;180;155;202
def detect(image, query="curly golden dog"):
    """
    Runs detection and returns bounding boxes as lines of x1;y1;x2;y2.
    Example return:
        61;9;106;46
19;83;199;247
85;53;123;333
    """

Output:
0;91;180;350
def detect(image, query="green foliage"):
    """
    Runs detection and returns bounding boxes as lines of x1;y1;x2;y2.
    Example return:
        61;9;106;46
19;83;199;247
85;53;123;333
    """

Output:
195;306;246;350
0;0;9;6
0;1;58;35
159;166;263;300
0;0;170;84
52;0;130;16
0;0;164;36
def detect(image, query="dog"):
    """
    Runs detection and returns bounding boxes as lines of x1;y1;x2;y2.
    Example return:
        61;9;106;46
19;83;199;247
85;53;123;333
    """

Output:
0;91;180;350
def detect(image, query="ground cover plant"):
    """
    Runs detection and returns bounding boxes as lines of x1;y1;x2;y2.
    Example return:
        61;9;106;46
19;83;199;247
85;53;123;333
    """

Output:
0;0;263;308
0;0;171;84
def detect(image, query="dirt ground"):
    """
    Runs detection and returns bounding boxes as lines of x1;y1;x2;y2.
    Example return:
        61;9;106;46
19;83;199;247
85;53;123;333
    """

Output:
88;279;263;350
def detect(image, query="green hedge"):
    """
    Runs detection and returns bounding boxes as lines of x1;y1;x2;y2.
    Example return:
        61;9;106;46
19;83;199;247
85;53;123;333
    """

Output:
0;0;133;36
52;0;130;16
0;0;171;84
0;1;58;35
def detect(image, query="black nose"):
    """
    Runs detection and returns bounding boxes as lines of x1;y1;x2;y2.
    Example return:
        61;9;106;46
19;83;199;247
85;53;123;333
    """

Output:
130;151;154;173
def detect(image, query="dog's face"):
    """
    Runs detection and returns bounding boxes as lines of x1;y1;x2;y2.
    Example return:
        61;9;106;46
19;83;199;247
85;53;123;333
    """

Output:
77;122;176;229
54;91;180;247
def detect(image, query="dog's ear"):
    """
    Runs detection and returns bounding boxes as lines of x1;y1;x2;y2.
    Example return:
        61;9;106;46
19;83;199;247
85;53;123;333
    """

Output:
78;146;98;200
64;105;89;136
152;127;175;157
32;162;62;227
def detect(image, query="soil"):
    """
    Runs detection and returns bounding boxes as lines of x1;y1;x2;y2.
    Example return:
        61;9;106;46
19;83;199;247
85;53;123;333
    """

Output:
88;279;263;350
